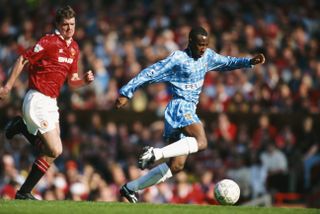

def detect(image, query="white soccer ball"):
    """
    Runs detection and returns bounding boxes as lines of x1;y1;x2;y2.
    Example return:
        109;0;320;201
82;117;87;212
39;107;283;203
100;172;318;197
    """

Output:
214;179;240;205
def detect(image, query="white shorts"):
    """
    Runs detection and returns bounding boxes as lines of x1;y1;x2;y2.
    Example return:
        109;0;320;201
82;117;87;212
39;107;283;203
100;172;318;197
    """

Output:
22;89;59;135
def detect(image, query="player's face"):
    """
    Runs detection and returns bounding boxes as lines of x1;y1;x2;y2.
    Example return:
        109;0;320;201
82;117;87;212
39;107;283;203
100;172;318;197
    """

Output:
190;34;208;59
58;17;75;40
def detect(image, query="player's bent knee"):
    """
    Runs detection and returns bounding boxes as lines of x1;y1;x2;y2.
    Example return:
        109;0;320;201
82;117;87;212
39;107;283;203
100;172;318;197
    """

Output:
41;130;63;158
197;138;208;150
169;163;185;174
48;146;63;158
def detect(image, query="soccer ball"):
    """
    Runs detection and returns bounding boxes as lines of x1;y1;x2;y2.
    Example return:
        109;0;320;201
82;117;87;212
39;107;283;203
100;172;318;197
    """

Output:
214;179;240;205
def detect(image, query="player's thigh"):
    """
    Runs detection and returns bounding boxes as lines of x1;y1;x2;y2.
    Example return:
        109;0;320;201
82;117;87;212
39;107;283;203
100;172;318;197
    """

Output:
55;122;61;136
182;122;206;139
169;155;188;174
39;127;62;158
182;123;207;149
22;90;59;135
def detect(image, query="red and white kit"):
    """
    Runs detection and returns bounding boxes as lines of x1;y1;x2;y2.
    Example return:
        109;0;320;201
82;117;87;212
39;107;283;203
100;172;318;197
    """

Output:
22;31;79;134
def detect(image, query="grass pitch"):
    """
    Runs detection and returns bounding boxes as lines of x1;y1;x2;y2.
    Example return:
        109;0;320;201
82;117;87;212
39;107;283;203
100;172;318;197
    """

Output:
0;200;318;214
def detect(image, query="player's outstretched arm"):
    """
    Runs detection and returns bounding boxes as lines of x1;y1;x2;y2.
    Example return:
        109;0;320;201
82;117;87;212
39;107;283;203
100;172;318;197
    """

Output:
0;55;28;99
115;96;129;109
68;70;94;89
250;53;265;65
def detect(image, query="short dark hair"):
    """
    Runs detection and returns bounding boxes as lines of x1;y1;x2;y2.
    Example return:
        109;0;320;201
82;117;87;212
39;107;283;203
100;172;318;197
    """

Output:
189;27;208;40
55;5;76;25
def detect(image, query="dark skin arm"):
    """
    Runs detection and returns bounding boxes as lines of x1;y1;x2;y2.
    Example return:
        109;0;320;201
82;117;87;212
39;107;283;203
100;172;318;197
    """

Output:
115;54;265;108
115;96;129;109
250;53;265;65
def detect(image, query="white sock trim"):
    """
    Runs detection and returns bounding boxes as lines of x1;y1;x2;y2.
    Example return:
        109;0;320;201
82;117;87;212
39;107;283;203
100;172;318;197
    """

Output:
157;163;173;183
153;137;198;161
186;137;198;153
153;148;163;161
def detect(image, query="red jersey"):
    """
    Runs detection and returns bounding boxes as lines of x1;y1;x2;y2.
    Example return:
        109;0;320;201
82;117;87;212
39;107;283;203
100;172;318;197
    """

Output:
23;32;79;98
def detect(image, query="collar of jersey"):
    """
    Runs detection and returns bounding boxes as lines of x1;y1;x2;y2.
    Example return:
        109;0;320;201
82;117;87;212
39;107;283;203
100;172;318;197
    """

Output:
55;29;72;46
185;47;192;57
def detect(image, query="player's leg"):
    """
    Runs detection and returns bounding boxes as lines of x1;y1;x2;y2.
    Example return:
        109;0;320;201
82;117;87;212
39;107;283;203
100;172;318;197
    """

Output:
121;127;192;204
148;123;207;183
16;124;62;200
38;123;62;159
5;115;43;151
182;122;208;150
121;103;207;202
120;154;189;203
122;124;206;191
120;161;173;203
16;91;61;200
139;123;207;169
168;154;188;174
121;160;175;203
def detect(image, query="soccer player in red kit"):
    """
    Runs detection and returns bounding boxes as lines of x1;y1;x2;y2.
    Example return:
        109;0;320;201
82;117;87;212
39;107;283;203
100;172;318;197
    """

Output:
0;5;94;200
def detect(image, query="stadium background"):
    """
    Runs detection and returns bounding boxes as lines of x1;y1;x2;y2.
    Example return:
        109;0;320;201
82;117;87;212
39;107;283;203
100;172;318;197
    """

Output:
0;0;319;208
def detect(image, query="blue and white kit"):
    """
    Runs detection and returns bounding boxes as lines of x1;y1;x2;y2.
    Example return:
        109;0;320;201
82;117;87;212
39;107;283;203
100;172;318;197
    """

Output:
120;48;252;140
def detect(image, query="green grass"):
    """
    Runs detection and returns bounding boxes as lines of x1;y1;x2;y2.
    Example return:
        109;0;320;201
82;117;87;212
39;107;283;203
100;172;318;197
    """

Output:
0;200;318;214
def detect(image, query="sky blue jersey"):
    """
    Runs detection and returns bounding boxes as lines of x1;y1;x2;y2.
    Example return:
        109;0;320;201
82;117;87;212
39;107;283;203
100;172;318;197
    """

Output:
119;48;252;105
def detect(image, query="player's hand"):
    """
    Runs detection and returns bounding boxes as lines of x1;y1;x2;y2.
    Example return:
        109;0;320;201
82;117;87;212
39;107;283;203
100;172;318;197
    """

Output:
0;86;10;100
250;53;265;65
84;70;94;84
115;96;129;109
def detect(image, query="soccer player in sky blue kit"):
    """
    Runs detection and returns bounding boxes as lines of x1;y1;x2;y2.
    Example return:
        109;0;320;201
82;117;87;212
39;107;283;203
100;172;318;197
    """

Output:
116;26;265;203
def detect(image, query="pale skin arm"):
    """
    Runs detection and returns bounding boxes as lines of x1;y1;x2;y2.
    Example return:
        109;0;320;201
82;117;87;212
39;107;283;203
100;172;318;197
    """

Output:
68;70;94;89
0;55;29;99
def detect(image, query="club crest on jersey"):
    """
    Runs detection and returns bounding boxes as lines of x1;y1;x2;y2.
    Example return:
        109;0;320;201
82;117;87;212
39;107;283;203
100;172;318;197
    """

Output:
184;113;193;120
70;48;76;56
33;44;43;53
40;120;48;129
58;57;73;64
147;69;156;77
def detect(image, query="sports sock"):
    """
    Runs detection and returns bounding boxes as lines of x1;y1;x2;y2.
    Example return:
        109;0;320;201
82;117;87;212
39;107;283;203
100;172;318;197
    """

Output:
126;163;172;191
152;137;198;161
19;157;50;193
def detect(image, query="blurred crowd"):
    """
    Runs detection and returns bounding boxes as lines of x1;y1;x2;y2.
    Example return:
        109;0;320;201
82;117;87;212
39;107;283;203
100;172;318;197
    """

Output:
0;0;320;206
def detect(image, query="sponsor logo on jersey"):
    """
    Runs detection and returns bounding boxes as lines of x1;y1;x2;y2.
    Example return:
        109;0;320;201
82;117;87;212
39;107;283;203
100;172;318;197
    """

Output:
147;69;156;77
175;79;204;90
34;44;43;53
58;57;73;64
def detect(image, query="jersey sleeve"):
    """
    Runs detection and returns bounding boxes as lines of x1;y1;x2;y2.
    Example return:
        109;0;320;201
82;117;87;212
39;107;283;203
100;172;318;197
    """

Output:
119;51;177;99
207;49;252;72
22;36;49;64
